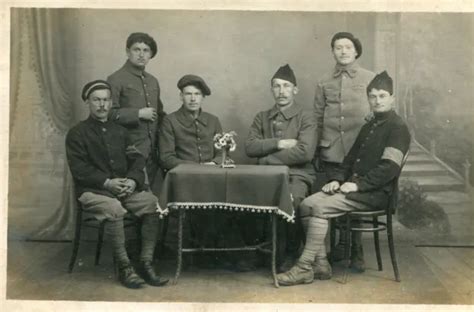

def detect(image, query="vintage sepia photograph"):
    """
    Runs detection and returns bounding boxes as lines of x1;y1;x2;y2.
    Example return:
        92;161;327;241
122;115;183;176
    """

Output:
3;1;473;311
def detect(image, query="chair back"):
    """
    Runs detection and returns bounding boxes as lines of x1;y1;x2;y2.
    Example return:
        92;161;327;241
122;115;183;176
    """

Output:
387;151;410;214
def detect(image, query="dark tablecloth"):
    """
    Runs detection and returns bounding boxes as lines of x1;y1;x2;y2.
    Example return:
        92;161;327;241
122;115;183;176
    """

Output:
159;164;294;222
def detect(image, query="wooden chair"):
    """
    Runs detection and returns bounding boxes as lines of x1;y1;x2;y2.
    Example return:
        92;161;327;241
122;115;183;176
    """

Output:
68;199;141;273
330;154;408;283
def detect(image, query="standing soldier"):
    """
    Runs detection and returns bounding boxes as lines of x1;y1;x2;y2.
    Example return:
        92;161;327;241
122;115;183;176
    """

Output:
108;32;165;189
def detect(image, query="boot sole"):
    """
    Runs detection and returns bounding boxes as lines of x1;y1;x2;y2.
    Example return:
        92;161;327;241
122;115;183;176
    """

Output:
278;278;314;286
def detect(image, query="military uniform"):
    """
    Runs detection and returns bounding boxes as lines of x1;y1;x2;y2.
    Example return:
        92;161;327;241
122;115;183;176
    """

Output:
158;106;222;170
246;103;317;201
107;60;165;184
314;62;375;165
301;109;411;217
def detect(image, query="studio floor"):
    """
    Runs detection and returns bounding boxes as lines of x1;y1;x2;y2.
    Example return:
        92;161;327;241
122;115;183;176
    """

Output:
6;191;474;307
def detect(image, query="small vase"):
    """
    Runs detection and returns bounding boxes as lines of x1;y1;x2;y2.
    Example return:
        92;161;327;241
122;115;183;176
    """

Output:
220;147;235;168
220;147;227;167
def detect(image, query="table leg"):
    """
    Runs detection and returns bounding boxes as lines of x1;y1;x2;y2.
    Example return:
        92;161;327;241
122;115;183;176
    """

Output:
174;209;184;285
272;213;279;288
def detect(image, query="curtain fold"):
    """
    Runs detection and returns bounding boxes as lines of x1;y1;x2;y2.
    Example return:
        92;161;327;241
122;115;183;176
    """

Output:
23;8;76;240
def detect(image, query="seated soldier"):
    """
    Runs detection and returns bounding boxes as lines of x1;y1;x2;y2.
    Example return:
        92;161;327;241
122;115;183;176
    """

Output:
245;64;317;272
277;71;411;286
159;75;250;270
66;80;168;289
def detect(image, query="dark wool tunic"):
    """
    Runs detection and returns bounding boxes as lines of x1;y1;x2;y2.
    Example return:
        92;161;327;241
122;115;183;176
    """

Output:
107;60;165;159
158;106;223;170
329;110;411;209
66;116;146;198
245;103;317;185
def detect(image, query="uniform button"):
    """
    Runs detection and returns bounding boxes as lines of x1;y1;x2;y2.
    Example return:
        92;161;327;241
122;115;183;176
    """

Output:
199;153;202;157
353;173;358;177
361;144;365;147
198;146;201;150
341;116;345;120
110;159;114;164
356;159;360;162
197;137;200;141
341;130;345;134
341;102;344;106
146;93;150;97
144;83;147;87
102;128;107;132
370;130;374;134
147;102;151;106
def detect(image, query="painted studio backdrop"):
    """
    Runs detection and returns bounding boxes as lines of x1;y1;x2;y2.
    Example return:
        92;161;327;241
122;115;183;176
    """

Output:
9;9;473;240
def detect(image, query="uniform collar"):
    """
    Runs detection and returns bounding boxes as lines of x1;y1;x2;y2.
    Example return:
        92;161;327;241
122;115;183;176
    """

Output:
123;59;148;78
333;62;360;78
268;102;301;120
176;105;209;127
368;110;396;127
86;115;112;127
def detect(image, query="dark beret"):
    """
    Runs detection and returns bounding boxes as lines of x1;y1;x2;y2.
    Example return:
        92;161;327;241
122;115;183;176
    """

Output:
81;80;111;101
177;74;211;96
331;32;362;59
126;32;158;58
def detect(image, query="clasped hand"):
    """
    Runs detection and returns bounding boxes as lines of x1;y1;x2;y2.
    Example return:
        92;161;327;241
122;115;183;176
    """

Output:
322;181;358;194
104;178;136;198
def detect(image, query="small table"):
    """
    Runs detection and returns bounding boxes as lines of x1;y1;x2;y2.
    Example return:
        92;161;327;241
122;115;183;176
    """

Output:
159;164;294;287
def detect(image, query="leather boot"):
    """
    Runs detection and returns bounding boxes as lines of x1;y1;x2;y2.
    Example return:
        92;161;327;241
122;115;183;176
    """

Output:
137;261;169;287
312;257;332;280
277;262;314;286
118;265;146;289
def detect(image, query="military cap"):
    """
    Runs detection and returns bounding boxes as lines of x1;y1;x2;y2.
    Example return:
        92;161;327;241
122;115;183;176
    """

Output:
367;71;393;95
81;80;111;101
331;32;363;59
177;74;211;96
271;64;297;86
126;32;158;58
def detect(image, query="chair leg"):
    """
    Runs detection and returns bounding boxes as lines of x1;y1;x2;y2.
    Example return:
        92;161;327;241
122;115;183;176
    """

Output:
329;218;336;264
373;217;383;271
68;209;83;273
342;215;351;284
387;214;401;282
95;220;106;266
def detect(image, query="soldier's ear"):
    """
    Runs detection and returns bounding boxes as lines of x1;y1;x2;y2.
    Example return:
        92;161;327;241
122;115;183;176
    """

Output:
293;86;299;95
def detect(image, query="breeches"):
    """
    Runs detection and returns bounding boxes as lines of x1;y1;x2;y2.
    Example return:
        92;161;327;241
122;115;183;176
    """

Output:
78;191;158;221
299;192;370;220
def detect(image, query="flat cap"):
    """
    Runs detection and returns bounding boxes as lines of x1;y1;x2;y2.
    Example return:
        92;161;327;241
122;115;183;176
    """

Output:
177;74;211;96
81;80;111;101
331;32;362;59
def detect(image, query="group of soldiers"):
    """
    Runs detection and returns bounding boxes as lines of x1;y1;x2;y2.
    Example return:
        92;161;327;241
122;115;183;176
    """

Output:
66;31;411;289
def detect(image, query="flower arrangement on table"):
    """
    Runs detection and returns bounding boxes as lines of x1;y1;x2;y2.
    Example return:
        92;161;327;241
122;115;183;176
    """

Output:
214;131;237;168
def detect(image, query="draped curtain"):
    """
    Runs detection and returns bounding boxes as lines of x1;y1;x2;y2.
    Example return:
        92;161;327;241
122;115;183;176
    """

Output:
11;8;77;240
